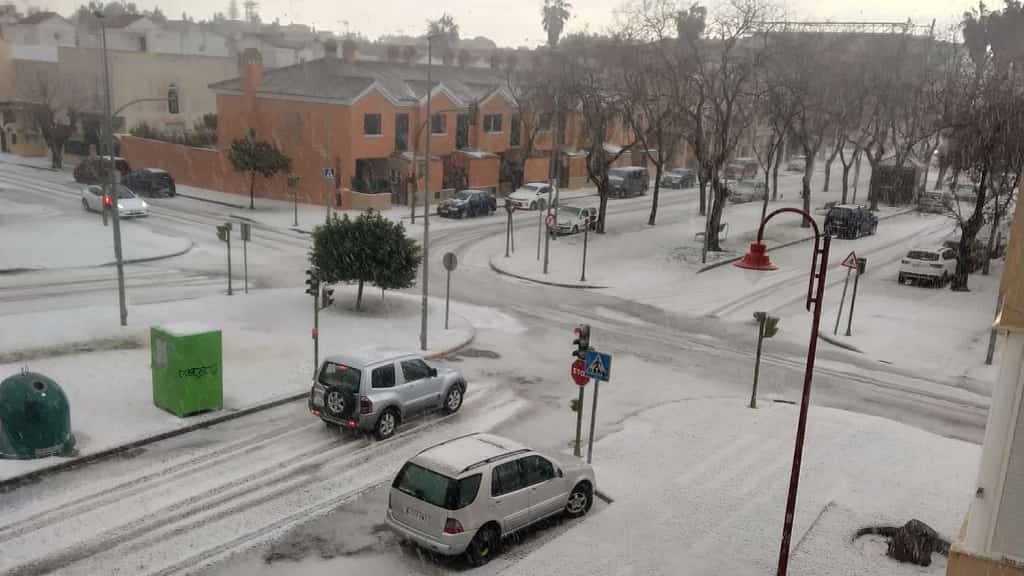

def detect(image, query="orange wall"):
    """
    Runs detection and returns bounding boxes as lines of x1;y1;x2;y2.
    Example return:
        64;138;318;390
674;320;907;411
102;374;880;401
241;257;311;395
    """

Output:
524;157;550;184
474;95;510;154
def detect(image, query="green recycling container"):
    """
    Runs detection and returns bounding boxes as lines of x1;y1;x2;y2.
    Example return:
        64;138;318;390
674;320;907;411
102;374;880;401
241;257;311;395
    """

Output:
0;371;76;459
151;323;223;417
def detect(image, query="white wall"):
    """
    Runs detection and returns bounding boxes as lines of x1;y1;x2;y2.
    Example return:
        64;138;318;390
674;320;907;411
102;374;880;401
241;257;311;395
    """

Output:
3;19;75;46
12;43;58;62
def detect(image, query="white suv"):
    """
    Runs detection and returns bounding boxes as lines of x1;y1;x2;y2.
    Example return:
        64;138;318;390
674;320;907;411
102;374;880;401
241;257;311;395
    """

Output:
386;433;596;565
899;246;957;287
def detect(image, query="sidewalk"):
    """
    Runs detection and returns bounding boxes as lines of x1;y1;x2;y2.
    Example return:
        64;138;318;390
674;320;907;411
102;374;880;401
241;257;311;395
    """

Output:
0;285;501;482
507;397;977;576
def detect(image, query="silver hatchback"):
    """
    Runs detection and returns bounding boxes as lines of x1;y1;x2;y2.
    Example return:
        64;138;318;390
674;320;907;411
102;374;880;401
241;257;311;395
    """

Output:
308;350;466;440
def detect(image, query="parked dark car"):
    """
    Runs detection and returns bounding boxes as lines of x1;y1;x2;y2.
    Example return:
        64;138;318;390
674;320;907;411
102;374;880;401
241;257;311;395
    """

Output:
824;204;878;239
724;158;759;180
608;166;649;198
661;168;696;189
437;189;496;218
124;168;176;197
74;156;131;184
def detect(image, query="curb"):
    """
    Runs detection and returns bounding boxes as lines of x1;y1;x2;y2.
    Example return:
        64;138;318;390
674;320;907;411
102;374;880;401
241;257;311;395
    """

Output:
488;258;608;289
177;191;248;210
103;240;195;267
696;207;917;274
0;324;476;492
818;332;864;353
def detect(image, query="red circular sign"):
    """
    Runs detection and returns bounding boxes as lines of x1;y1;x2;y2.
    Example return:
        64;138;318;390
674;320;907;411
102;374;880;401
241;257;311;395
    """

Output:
571;358;589;386
545;214;556;229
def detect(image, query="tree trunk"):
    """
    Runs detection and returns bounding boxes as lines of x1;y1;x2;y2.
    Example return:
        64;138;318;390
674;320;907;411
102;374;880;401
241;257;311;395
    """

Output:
698;173;707;216
866;152;880;212
801;154;815;227
50;144;62;169
933;158;948;191
356;280;364;310
706;175;726;251
648;163;662;226
823;141;841;193
951;169;989;291
597;185;609;234
841;162;852;204
772;145;783;200
852;148;862;202
249;172;256;209
984;187;1004;276
761;164;771;223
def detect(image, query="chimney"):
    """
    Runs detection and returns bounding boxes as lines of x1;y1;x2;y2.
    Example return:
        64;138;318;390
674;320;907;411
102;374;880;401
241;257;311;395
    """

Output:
239;47;263;92
342;38;357;62
323;38;338;59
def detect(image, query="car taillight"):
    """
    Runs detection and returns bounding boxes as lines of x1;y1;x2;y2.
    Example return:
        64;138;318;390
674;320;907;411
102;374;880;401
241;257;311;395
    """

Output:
359;396;372;414
443;518;464;534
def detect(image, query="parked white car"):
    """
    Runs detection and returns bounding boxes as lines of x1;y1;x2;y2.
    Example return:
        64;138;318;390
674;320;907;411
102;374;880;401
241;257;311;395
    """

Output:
386;433;595;565
899;246;957;287
81;184;149;218
507;182;555;211
555;206;597;235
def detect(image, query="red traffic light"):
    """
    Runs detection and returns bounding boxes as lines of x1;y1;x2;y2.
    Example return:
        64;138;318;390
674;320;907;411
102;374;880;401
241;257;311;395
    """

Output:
103;195;112;207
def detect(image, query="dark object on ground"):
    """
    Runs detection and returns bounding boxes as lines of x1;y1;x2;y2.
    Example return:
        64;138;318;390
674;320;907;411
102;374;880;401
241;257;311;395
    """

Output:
854;519;950;567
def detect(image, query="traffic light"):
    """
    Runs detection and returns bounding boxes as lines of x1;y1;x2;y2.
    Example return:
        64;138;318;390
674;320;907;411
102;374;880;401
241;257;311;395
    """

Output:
168;83;179;114
753;312;780;339
570;398;580;412
305;268;319;297
572;324;591;359
321;285;334;309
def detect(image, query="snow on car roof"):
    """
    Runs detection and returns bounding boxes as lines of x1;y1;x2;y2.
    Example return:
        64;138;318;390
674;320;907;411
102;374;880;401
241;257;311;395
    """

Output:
414;433;529;477
323;348;416;369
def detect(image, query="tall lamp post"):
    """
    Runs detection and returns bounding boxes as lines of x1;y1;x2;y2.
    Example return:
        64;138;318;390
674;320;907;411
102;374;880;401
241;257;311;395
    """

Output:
97;12;128;326
419;35;434;351
734;207;831;576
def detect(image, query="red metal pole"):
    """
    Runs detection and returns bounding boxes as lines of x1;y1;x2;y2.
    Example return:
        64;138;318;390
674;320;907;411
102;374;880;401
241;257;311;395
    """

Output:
776;232;831;576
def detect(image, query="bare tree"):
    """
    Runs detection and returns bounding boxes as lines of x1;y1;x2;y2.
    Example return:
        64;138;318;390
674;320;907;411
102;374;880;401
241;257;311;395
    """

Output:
25;72;85;169
678;0;766;251
504;58;556;190
562;35;636;233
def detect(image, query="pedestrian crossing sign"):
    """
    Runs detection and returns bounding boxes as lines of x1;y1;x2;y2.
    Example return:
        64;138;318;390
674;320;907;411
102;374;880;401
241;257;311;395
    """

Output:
584;350;611;382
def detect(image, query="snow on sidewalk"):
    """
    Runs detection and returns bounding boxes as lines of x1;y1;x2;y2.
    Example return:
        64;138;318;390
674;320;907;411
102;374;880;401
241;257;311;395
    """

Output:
508;398;977;576
0;285;517;480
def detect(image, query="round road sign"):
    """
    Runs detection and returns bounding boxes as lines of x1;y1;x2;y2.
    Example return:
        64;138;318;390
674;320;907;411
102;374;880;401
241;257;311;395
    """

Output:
571;358;589;386
443;252;458;271
545;213;556;229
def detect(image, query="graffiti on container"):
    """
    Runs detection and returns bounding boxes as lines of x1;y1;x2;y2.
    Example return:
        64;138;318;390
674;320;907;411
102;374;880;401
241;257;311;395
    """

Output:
178;365;219;379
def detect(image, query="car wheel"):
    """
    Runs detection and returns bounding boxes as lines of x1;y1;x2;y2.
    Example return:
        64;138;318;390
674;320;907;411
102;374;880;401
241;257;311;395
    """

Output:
529;201;537;210
442;385;464;414
564;482;593;518
466;524;500;566
324;389;347;418
374;408;399;440
573;226;579;234
82;198;90;211
941;272;950;287
898;273;906;284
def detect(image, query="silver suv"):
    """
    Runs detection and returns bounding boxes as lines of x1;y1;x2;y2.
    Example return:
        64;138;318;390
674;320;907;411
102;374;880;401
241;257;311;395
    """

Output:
308;350;466;440
386;433;596;565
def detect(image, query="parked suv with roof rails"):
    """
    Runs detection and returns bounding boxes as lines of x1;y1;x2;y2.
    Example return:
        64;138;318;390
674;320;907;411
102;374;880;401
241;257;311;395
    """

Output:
308;350;466;440
386;433;596;566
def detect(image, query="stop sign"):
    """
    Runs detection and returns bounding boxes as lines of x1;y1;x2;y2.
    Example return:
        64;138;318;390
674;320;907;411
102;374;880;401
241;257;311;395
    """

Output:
571;358;589;386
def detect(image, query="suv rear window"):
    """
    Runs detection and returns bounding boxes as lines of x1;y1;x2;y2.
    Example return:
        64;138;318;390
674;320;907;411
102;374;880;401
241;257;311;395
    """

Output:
318;362;361;394
393;463;482;510
907;251;939;261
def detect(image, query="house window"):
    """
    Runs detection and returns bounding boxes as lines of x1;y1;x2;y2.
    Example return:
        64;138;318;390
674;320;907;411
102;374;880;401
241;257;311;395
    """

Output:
395;113;409;152
431;113;446;135
510;115;521;146
483;113;502;133
363;113;382;136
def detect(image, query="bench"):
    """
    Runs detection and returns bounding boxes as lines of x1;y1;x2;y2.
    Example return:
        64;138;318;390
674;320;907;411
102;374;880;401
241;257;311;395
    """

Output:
694;222;729;241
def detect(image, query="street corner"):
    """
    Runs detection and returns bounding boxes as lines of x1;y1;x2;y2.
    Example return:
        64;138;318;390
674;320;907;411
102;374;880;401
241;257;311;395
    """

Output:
488;253;608;289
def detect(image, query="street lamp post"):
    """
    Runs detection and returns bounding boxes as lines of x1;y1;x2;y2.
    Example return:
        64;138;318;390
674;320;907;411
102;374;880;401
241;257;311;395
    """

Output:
97;13;128;326
420;36;433;352
734;207;831;576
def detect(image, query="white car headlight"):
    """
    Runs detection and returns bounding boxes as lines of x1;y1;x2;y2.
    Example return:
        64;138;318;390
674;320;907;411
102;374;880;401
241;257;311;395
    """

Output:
117;203;125;210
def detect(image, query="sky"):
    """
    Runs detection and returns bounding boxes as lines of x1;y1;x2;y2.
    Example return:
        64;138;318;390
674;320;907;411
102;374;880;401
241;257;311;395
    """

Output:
14;0;980;47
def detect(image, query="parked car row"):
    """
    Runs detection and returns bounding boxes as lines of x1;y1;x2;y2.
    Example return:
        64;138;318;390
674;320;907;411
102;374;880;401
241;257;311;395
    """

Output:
75;157;177;197
307;349;596;567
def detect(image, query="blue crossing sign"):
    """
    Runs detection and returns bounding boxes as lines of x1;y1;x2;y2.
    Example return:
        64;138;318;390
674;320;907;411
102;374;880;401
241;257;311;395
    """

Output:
584;350;611;382
323;167;336;180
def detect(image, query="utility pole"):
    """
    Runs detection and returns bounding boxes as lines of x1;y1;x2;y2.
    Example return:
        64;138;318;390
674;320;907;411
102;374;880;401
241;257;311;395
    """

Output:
420;36;433;352
98;13;127;326
543;89;559;275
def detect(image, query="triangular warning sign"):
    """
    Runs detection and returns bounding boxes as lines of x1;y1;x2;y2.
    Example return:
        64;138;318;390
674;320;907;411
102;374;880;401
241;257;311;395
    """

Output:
841;251;858;269
587;356;606;378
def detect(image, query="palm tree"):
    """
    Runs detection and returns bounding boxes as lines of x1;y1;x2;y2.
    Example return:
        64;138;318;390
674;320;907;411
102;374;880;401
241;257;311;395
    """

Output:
541;0;571;47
